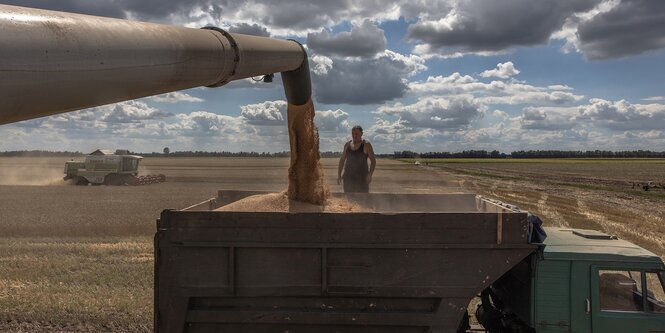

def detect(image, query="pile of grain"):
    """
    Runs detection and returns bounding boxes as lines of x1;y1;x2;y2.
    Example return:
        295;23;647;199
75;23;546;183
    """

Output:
215;191;368;213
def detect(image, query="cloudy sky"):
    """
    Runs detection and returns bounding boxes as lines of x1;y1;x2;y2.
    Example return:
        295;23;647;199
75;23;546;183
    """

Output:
1;0;665;153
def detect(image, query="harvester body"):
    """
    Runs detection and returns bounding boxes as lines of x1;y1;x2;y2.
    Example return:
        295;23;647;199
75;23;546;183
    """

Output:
64;150;145;185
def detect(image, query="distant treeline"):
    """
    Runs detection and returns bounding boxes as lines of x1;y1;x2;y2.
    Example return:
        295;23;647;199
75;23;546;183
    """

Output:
0;150;350;158
3;149;665;159
135;151;349;158
0;150;84;157
394;150;665;159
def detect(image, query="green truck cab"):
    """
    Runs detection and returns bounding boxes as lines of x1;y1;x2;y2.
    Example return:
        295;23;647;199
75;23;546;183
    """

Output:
481;227;665;333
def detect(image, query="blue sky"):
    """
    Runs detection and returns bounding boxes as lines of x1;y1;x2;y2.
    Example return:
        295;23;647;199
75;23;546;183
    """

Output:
1;0;664;153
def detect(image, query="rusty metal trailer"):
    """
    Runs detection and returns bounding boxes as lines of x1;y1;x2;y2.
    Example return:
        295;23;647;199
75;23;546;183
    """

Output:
155;191;537;333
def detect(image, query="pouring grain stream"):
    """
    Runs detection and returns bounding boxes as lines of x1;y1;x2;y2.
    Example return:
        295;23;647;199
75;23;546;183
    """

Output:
215;99;369;212
287;99;329;205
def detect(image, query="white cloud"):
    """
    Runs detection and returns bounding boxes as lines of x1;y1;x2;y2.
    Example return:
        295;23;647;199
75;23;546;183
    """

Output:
493;110;510;120
382;50;428;76
228;22;271;37
240;100;287;126
548;85;574;91
310;55;333;76
148;92;204;104
13;0;664;63
14;101;173;129
101;101;173;123
480;62;520;79
168;111;247;136
307;20;387;58
520;106;578;130
175;1;404;37
479;90;583;106
3;1;664;153
315;109;350;133
514;99;665;132
408;73;584;106
366;118;428;149
360;95;665;153
313;50;426;105
577;99;665;130
377;96;484;130
406;0;601;58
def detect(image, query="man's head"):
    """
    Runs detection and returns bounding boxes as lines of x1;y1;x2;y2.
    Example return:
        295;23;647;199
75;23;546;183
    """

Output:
351;125;363;143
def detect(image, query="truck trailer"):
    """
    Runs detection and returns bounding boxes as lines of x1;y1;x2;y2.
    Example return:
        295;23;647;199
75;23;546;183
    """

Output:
155;191;665;333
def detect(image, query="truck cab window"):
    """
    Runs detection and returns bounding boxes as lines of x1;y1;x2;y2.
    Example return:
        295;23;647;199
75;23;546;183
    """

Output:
646;272;665;313
599;270;644;312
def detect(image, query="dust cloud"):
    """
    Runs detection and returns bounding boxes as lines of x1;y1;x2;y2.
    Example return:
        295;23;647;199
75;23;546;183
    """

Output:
0;166;67;186
0;157;77;186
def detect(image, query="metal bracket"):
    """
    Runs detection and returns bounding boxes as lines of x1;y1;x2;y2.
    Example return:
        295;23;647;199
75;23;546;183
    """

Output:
202;26;240;87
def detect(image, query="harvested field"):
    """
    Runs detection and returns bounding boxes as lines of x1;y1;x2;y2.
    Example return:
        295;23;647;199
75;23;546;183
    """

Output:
0;156;461;332
414;158;665;259
410;158;665;193
3;156;665;332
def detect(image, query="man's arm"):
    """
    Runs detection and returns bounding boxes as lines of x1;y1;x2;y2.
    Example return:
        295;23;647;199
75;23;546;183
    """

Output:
366;142;376;184
337;142;348;185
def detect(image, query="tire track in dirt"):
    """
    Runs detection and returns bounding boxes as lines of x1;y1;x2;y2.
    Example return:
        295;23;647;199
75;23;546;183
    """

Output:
444;163;665;259
576;199;665;254
535;193;569;228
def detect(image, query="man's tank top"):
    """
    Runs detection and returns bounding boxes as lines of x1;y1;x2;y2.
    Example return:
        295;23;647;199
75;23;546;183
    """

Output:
343;141;368;181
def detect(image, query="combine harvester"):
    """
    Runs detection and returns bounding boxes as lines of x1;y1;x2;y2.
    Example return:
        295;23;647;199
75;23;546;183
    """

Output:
0;4;664;332
64;149;166;185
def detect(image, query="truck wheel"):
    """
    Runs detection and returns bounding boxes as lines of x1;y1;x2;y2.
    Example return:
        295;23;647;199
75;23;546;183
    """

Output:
456;310;470;333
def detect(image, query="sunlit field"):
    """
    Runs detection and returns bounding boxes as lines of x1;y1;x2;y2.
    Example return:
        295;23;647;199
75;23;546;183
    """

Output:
0;157;462;332
2;156;665;331
415;158;665;259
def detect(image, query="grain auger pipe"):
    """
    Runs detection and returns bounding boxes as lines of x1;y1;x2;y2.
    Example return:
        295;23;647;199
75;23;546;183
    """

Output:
0;4;311;125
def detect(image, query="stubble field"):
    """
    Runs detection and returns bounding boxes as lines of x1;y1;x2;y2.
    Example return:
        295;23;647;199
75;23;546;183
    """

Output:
415;158;665;259
1;156;665;332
